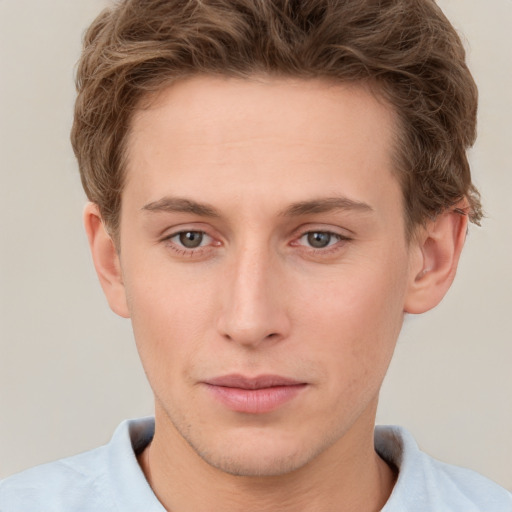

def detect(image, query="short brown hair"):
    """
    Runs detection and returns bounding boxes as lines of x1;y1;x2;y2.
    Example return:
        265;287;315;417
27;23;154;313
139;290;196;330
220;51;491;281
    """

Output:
71;0;481;238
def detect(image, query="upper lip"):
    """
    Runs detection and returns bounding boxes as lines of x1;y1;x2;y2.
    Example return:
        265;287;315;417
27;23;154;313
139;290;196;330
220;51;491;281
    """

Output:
205;374;304;390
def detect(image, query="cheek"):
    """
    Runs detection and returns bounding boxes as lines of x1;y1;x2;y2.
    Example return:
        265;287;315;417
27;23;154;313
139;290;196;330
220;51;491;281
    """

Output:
301;275;405;428
123;262;218;380
292;257;408;378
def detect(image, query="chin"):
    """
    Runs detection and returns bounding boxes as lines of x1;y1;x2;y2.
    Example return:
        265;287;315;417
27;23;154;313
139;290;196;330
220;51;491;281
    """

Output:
186;426;334;478
197;446;309;477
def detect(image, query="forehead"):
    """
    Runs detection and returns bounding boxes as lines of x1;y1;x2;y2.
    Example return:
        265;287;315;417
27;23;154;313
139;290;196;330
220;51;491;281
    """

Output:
124;75;402;224
129;75;395;154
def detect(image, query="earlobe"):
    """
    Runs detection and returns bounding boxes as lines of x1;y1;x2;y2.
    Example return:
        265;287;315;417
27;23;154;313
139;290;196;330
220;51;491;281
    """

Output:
404;206;469;314
83;203;130;318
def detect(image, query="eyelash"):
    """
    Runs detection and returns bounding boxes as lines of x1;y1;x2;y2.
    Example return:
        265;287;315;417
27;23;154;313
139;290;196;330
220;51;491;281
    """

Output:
162;230;217;257
161;229;351;258
292;230;351;255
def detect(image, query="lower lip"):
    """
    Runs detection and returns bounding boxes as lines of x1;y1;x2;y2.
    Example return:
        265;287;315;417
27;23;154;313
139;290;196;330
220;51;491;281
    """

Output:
205;384;307;414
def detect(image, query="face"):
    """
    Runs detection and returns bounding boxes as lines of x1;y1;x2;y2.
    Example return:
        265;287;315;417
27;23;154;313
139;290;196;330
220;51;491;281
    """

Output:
117;76;417;476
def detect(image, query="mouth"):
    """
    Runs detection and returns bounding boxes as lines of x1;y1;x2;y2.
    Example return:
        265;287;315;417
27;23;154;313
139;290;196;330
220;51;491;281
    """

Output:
203;374;308;414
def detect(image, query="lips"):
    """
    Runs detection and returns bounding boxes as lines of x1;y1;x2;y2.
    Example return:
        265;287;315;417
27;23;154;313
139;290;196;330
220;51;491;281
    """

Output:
203;374;307;414
206;374;303;389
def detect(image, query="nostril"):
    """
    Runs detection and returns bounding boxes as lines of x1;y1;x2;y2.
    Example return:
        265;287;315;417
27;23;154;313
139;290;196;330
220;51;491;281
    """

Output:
219;324;284;347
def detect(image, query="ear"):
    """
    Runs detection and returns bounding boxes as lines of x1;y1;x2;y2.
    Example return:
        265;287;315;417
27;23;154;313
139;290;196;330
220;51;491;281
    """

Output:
404;206;469;314
83;203;130;318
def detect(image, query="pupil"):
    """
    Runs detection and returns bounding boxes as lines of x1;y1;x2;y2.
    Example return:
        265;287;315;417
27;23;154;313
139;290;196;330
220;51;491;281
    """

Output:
179;231;203;248
308;232;331;248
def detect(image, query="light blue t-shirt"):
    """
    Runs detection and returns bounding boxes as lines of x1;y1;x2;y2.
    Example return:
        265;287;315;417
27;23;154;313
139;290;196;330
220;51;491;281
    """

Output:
1;418;510;511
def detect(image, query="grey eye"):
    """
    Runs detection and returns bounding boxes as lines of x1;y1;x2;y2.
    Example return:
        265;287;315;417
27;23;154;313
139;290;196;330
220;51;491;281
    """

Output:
306;232;333;248
178;231;204;248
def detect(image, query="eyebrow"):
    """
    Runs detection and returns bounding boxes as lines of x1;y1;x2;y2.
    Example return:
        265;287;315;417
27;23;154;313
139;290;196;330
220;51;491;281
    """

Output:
141;195;374;218
142;197;220;217
280;197;374;217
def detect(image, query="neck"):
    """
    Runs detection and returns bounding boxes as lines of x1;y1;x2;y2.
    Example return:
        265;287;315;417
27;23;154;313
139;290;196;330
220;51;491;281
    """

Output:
138;404;396;512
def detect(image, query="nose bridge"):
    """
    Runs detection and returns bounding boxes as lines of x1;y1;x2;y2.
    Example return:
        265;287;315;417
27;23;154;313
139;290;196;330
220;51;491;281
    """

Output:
218;239;288;346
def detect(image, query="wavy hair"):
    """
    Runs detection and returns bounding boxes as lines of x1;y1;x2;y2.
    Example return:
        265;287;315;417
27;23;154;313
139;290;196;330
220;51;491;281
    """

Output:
71;0;481;239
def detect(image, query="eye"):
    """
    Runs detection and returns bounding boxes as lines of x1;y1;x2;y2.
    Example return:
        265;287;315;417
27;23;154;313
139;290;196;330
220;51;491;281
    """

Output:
170;230;211;249
299;231;342;249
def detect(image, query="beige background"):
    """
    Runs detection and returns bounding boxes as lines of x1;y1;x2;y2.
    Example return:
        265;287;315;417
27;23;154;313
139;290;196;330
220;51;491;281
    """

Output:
0;0;511;490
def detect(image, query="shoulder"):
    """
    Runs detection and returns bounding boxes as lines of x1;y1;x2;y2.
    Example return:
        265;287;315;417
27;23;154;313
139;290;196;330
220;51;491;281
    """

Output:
376;426;512;512
0;417;158;512
0;445;112;511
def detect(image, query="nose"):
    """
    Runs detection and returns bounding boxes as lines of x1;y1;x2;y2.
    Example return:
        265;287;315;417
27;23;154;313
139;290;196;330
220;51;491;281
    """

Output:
216;245;290;348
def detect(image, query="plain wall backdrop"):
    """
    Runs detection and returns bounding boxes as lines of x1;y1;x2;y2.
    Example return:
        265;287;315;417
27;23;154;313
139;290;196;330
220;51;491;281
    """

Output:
0;0;511;490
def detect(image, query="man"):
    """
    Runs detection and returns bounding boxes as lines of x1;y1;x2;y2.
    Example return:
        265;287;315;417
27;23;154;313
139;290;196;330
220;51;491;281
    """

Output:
1;0;510;510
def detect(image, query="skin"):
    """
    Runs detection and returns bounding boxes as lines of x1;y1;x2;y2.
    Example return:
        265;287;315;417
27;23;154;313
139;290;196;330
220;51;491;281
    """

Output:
85;76;468;511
